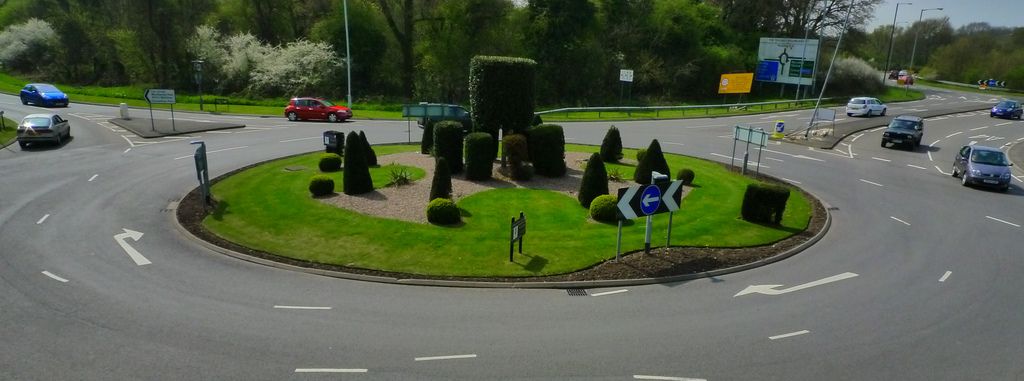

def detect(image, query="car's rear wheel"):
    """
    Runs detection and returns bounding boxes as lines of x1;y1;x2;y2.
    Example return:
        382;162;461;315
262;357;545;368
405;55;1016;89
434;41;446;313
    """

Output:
18;141;27;149
55;132;62;146
286;112;298;121
951;165;959;177
328;113;339;123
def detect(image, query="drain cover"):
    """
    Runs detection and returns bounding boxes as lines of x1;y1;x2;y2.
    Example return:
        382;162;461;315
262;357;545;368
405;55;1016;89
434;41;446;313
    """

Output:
566;289;588;296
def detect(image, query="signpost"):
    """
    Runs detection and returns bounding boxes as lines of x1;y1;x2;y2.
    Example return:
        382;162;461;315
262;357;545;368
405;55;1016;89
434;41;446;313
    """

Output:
144;89;177;132
756;38;819;85
510;212;526;262
619;69;634;111
731;126;768;176
773;120;785;138
613;175;685;260
192;60;204;111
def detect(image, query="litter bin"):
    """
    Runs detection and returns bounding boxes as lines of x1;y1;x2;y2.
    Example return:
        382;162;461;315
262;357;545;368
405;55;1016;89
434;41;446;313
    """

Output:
323;130;344;155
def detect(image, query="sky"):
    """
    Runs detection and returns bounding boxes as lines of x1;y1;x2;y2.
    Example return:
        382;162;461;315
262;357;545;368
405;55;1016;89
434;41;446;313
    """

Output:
867;0;1024;31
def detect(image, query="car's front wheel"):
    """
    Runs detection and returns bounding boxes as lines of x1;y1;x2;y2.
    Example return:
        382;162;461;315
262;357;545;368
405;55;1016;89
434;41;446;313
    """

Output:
881;108;887;116
961;172;970;186
20;96;28;105
847;113;853;117
328;113;339;123
880;139;888;148
55;132;62;146
286;112;299;121
951;165;959;177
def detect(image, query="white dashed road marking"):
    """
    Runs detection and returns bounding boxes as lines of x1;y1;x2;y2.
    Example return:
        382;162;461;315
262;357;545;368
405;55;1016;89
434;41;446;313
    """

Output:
280;136;321;143
970;126;988;131
415;354;477;361
174;146;248;160
294;369;367;373
940;271;952;282
781;178;802;184
769;330;809;340
591;289;629;297
88;174;98;182
871;157;891;162
985;216;1020;227
890;216;910;226
273;306;332;310
946;132;962;138
42;271;68;283
907;164;927;170
37;214;50;224
634;376;707;381
859;179;883;187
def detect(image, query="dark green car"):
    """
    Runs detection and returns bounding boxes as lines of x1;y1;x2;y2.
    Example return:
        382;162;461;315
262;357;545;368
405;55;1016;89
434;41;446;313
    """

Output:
417;104;473;132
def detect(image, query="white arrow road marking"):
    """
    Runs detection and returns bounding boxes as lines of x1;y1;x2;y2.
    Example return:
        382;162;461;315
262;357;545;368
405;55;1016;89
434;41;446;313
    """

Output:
37;214;50;224
591;289;628;297
769;330;809;340
415;354;476;361
42;271;68;283
114;228;151;265
935;166;950;175
274;306;332;310
969;141;978;146
859;179;883;187
985;216;1020;227
939;271;952;282
641;193;658;208
851;133;864;142
890;216;910;225
927;151;934;162
617;187;640;220
295;369;367;373
634;376;707;381
734;272;858;296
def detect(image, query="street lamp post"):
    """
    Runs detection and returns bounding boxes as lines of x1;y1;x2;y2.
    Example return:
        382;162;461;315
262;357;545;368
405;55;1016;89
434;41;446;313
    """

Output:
882;2;912;82
909;7;943;75
343;0;352;110
192;60;204;111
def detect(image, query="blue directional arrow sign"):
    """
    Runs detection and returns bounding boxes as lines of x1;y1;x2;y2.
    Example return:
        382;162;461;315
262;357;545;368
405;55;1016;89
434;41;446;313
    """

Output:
640;185;661;215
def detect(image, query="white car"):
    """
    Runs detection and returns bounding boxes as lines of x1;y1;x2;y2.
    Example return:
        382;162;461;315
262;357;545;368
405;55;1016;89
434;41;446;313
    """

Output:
16;113;71;149
845;97;887;117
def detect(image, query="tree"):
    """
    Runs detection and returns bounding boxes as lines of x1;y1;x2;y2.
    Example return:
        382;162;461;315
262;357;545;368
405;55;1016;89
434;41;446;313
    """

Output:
429;157;452;201
578;152;609;208
343;131;374;195
599;125;622;163
526;0;604;104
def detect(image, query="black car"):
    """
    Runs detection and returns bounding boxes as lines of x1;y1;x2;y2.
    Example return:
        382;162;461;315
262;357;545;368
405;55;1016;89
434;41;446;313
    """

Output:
416;104;474;132
881;115;924;149
990;100;1023;120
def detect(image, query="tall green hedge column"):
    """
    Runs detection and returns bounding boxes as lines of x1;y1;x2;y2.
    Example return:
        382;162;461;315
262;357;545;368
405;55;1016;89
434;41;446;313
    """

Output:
469;55;537;158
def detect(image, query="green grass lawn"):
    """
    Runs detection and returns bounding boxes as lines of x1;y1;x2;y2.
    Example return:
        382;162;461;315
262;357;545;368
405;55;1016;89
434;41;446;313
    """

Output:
203;144;812;277
0;116;17;146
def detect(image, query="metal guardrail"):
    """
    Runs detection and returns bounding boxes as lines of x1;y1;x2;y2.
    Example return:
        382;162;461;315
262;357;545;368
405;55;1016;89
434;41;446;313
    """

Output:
535;98;840;118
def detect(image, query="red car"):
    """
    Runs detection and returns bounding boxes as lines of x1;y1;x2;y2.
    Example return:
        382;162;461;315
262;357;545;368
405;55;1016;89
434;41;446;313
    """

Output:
285;97;352;122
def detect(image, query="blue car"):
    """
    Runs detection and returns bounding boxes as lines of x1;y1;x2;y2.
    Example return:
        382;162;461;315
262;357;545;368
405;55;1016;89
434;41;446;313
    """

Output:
20;84;69;107
990;100;1022;120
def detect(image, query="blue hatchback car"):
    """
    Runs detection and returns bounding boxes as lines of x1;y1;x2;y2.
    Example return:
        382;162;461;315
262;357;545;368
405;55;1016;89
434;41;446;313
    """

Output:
20;84;69;107
990;100;1022;120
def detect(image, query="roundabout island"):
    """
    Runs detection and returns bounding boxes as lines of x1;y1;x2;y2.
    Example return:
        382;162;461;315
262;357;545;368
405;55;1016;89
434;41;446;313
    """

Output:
176;142;827;287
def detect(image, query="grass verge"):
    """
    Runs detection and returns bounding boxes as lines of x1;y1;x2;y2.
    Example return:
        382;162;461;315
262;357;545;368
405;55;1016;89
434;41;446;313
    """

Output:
202;144;812;277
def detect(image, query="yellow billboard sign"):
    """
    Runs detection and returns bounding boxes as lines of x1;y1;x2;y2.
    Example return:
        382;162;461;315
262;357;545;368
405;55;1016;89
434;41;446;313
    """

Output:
719;73;754;94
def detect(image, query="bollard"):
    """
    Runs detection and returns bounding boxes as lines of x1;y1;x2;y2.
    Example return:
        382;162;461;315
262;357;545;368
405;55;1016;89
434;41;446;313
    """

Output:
119;103;130;120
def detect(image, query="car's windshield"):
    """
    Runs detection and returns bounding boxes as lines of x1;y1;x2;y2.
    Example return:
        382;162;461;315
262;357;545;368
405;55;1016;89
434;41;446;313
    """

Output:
22;117;52;127
889;120;919;130
971;150;1009;166
320;100;335;107
996;101;1014;108
35;85;60;93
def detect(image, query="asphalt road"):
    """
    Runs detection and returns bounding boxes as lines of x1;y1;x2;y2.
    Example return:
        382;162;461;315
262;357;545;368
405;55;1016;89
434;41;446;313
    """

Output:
1;86;1023;380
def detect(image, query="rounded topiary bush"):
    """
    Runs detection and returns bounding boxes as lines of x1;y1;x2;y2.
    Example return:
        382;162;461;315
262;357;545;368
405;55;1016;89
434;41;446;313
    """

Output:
676;168;695;185
503;133;529;162
589;194;618;223
528;124;566;177
600;125;623;162
426;198;461;224
318;153;342;172
578;152;609;208
308;175;335;196
433;121;465;174
636;148;647;163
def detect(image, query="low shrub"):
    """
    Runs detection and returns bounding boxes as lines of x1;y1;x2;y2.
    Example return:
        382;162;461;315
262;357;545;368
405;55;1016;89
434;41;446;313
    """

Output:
741;184;791;224
308;175;335;196
318;153;342;172
464;132;494;180
426;198;461;224
607;167;626;182
386;167;413;187
636;149;647;163
503;134;529;162
578;152;609;208
676;168;695;185
429;157;452;201
634;139;670;184
589;194;618;223
528;124;566;177
420;119;435;154
600;125;623;162
433;121;465;174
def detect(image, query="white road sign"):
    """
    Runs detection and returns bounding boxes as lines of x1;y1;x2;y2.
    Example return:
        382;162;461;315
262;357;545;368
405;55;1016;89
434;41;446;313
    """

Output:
144;89;176;104
619;69;634;82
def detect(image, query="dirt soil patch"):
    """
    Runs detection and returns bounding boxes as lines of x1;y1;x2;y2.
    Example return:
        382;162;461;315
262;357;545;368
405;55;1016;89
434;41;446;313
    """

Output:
177;158;826;284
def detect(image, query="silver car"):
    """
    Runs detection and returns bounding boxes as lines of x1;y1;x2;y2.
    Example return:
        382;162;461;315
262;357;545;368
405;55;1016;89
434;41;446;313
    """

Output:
846;97;887;117
951;145;1013;192
16;113;71;149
